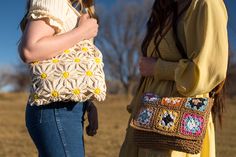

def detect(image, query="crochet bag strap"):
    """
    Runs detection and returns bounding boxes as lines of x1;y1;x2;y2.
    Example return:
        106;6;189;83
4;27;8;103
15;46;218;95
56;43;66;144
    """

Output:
172;1;224;98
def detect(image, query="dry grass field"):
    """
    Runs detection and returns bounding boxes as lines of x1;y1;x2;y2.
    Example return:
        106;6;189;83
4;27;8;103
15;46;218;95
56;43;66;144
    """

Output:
0;93;235;157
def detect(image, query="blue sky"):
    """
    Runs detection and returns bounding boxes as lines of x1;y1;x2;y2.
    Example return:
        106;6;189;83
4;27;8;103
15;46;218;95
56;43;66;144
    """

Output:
0;0;235;66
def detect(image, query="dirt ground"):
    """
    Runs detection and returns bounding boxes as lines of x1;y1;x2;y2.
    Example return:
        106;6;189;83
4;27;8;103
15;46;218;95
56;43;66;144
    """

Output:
0;93;235;157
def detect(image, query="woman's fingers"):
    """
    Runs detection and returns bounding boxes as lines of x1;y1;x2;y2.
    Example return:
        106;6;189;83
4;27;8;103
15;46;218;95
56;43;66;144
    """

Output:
80;13;90;20
77;15;99;40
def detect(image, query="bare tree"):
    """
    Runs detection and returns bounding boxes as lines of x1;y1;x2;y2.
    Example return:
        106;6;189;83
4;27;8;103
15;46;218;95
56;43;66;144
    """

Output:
0;66;14;90
11;62;31;92
0;62;30;92
96;0;153;94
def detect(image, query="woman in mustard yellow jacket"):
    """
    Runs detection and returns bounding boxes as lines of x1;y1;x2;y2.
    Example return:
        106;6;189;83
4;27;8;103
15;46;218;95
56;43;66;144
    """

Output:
119;0;228;156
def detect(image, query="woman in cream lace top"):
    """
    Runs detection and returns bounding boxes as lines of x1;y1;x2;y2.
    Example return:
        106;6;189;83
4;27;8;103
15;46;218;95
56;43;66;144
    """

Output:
18;0;101;156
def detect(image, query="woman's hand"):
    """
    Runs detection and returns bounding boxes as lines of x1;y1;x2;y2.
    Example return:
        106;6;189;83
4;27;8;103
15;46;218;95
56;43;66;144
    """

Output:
77;14;98;40
139;57;157;77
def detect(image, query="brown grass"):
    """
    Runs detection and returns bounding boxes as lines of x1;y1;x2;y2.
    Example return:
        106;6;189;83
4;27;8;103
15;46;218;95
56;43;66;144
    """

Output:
0;93;235;157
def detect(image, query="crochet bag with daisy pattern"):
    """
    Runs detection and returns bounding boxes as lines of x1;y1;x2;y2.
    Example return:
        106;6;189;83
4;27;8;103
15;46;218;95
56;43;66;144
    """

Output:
130;93;214;154
28;40;106;106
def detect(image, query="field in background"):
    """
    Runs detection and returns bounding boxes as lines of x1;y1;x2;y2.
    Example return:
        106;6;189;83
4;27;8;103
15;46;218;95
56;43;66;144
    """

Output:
0;93;235;157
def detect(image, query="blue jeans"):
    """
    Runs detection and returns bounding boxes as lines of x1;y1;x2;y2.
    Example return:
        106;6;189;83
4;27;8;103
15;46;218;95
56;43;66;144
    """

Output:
25;101;85;157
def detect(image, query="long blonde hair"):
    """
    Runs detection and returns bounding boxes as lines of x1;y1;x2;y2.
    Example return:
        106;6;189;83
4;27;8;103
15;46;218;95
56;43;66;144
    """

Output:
20;0;97;31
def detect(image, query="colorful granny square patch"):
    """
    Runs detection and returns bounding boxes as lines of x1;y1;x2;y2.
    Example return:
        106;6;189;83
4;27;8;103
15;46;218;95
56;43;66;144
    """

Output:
156;109;179;132
142;93;161;105
185;98;208;112
180;113;204;136
136;107;155;128
161;97;184;109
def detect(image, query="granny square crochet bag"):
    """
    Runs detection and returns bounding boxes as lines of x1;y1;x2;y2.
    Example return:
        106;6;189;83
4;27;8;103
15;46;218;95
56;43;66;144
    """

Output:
130;93;214;154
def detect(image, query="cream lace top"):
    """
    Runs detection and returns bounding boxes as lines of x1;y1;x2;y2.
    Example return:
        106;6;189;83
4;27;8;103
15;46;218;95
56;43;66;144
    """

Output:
28;0;80;33
27;0;106;105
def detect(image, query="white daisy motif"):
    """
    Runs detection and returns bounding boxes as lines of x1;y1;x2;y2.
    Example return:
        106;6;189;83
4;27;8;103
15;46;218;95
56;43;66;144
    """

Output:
92;57;104;66
31;63;55;84
66;79;88;101
87;80;106;101
61;48;78;61
42;79;66;102
54;64;77;81
77;61;102;85
76;40;97;56
72;51;88;65
51;58;60;64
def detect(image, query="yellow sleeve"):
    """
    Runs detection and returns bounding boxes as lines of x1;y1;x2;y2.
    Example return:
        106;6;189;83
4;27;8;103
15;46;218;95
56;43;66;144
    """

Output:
27;0;66;33
176;0;229;96
154;0;228;96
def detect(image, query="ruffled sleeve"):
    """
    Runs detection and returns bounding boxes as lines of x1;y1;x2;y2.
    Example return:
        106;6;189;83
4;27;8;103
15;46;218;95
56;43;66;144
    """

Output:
27;0;66;33
154;0;228;96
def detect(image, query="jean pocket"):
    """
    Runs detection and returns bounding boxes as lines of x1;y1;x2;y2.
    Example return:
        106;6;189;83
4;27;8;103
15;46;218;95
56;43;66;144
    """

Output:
25;104;43;129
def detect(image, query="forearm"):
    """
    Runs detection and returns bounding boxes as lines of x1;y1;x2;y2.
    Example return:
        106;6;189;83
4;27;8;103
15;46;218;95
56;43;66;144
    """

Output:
20;28;84;63
139;56;178;80
154;58;178;81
